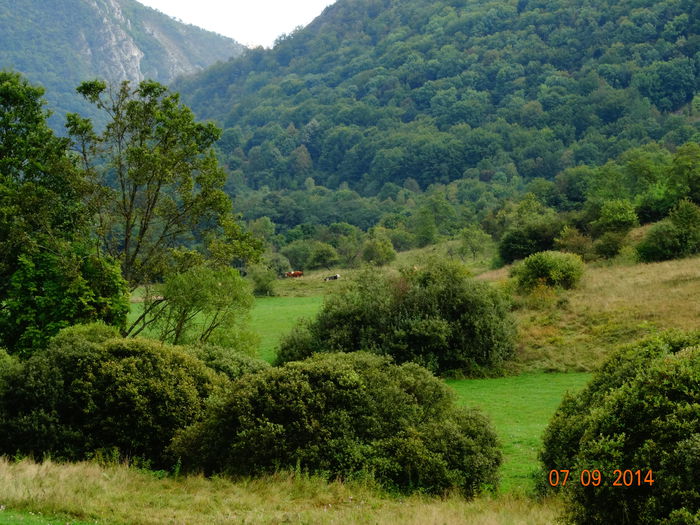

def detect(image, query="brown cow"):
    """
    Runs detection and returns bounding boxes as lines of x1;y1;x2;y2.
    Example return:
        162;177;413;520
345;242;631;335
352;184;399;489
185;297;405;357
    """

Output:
285;270;304;278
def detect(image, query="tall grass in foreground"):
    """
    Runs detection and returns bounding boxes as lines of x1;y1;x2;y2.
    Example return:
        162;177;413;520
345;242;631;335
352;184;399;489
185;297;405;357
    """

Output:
0;458;562;525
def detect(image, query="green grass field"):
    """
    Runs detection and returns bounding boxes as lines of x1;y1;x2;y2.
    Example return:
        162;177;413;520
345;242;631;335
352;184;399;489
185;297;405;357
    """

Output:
23;253;694;523
250;295;323;362
448;372;590;493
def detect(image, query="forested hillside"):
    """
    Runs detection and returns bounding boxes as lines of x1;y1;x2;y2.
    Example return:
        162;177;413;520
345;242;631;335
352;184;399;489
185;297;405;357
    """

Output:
0;0;245;128
176;0;699;195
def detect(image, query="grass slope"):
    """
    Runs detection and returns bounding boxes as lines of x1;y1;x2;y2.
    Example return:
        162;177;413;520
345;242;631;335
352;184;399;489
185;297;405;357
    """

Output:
494;255;700;372
0;460;562;525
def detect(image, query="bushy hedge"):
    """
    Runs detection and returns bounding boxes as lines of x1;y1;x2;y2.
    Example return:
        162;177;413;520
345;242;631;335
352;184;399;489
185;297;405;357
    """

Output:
171;352;502;496
276;261;516;375
0;324;224;467
540;331;700;524
510;250;584;291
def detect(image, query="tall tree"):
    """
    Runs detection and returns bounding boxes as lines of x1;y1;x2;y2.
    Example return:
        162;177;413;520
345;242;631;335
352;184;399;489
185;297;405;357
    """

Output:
0;72;128;355
67;80;262;336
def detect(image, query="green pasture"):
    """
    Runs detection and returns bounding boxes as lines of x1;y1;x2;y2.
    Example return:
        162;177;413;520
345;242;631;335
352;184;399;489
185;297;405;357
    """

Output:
250;295;323;362
448;372;590;493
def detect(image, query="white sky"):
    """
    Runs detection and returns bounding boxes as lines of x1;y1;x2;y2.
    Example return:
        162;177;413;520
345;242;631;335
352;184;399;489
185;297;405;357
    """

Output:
136;0;337;48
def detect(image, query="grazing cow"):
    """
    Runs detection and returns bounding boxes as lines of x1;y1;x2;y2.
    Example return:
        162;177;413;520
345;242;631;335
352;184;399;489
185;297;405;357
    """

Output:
324;274;340;281
285;270;304;278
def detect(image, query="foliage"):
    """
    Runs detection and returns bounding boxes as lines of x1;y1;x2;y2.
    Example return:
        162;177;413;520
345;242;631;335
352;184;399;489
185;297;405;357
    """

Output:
143;266;254;347
246;264;277;296
67;80;262;336
176;0;699;199
0;0;244;130
636;221;685;262
182;343;269;381
306;241;340;270
539;331;700;487
554;226;595;261
263;251;292;276
539;332;700;524
638;200;700;262
593;231;627;259
591;199;638;235
360;236;397;266
499;220;564;264
0;72;128;355
0;327;222;467
510;251;584;291
458;225;492;260
280;240;314;270
276;261;516;375
171;352;502;496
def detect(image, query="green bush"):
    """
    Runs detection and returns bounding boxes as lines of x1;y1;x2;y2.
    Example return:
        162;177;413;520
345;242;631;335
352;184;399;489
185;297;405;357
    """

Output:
540;332;700;524
510;251;584;291
246;264;277;296
637;220;684;262
171;352;502;496
594;231;626;259
276;261;516;375
637;200;700;262
306;241;340;270
360;236;397;266
554;226;595;261
498;220;562;263
0;327;223;467
592;199;638;235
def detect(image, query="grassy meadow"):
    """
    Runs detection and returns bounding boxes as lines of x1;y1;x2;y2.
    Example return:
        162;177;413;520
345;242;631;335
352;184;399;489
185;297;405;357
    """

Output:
6;251;700;524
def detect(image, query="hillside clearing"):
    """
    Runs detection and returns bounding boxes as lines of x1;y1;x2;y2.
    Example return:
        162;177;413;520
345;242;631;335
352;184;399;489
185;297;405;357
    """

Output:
481;255;700;372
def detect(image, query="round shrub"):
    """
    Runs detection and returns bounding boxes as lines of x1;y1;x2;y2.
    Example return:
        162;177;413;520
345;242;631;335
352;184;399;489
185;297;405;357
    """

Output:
637;221;684;262
246;264;277;296
171;352;502;496
276;261;516;376
360;236;397;266
540;331;700;478
540;331;700;524
594;231;626;259
638;201;700;262
510;250;584;291
498;220;562;263
0;328;223;467
592;199;638;234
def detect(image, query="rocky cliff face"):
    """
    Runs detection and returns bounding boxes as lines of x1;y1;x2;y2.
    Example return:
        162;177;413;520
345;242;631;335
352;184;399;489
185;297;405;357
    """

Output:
76;0;245;83
0;0;246;128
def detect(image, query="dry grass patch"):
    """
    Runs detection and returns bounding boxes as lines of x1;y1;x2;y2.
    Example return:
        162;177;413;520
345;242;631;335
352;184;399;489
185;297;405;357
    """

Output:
0;458;562;525
487;256;700;372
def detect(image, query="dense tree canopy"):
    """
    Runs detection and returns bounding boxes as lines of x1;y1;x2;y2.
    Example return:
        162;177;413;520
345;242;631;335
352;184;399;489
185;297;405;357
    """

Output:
175;0;700;197
0;72;128;355
67;80;263;338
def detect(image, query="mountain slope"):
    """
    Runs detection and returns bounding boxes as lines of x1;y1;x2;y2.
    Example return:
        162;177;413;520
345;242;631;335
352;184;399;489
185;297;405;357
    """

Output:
1;0;245;128
174;0;699;194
